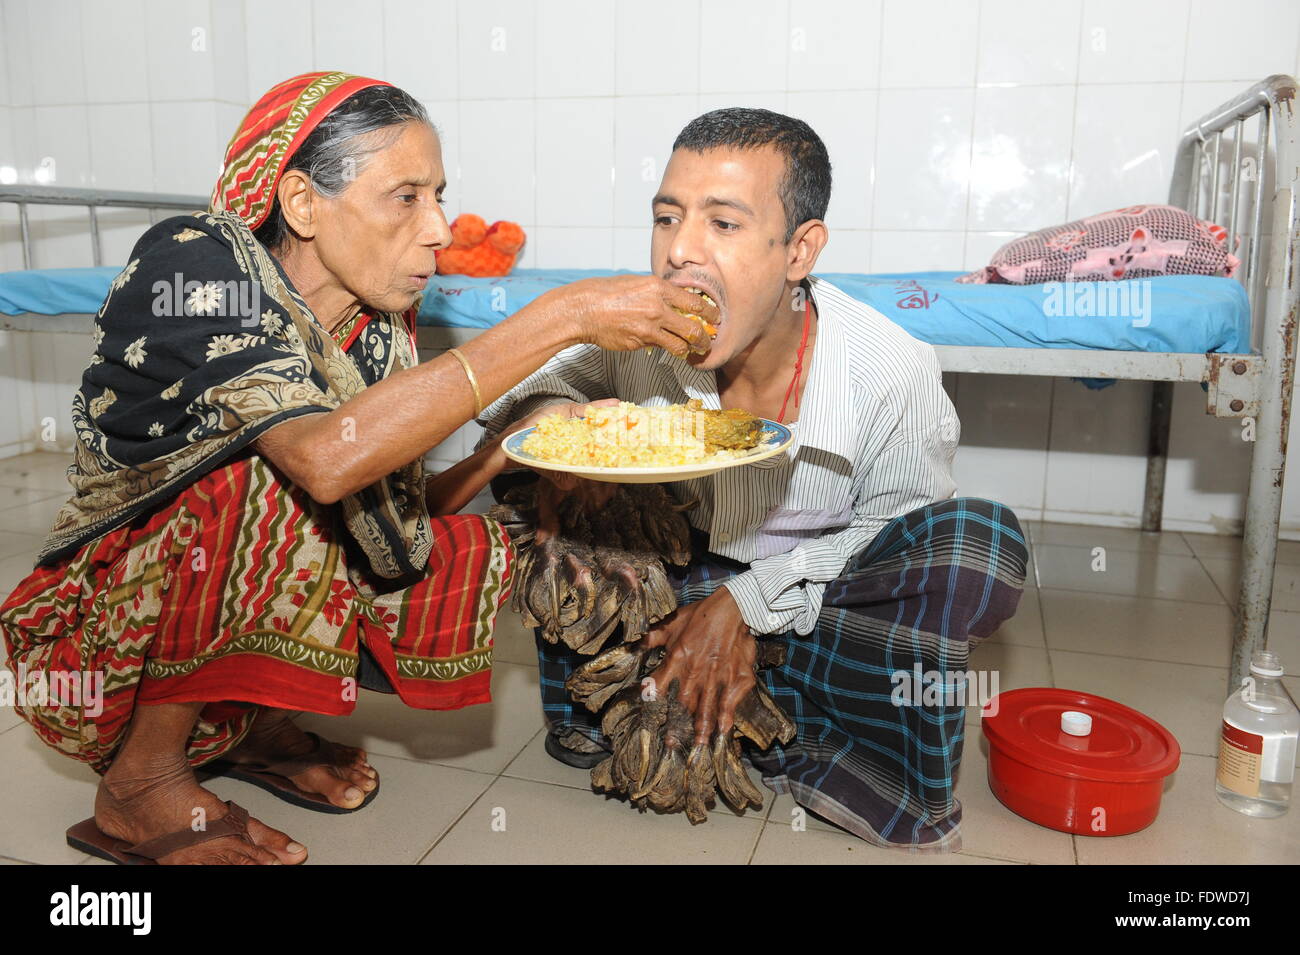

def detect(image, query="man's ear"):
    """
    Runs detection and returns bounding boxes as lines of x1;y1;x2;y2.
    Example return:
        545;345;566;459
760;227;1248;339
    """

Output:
786;219;828;283
277;170;317;241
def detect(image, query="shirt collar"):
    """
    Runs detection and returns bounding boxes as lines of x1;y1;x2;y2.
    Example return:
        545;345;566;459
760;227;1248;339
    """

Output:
656;275;856;466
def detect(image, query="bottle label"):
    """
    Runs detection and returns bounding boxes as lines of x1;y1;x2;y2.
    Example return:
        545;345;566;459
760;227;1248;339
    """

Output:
1217;720;1262;797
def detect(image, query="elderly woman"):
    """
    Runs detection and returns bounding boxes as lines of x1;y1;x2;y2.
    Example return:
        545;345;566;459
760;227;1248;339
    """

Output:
0;71;714;865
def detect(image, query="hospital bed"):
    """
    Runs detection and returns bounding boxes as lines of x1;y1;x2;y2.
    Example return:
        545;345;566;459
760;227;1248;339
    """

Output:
1;75;1295;692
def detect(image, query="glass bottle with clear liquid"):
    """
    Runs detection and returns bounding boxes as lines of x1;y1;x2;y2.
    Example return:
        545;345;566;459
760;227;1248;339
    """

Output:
1216;651;1299;817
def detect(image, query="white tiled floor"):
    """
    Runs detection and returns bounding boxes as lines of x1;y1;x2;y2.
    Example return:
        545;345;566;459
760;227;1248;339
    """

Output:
0;451;1297;865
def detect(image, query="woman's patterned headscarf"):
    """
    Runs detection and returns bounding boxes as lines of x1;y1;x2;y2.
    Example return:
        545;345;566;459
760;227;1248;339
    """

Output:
211;71;392;229
42;72;433;587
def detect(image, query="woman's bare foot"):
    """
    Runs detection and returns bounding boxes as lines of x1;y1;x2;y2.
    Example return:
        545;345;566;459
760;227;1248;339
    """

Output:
223;708;379;811
96;753;306;865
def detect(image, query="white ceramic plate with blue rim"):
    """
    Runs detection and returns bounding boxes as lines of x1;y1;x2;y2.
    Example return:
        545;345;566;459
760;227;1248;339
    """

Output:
501;418;794;484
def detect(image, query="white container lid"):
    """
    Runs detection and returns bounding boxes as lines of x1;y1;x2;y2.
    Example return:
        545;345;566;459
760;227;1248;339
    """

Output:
1060;710;1093;736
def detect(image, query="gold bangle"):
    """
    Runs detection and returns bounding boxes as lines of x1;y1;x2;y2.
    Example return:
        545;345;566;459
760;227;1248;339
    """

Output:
446;347;483;417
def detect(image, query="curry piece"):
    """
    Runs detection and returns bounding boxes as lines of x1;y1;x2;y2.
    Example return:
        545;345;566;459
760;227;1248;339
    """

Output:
685;399;762;452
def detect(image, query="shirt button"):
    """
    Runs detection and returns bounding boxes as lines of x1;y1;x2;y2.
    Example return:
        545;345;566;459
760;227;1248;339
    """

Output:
716;531;731;543
766;614;778;628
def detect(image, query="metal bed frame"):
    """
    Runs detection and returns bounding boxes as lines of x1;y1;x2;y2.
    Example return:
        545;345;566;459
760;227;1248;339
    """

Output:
1;75;1297;691
0;185;207;269
932;74;1299;693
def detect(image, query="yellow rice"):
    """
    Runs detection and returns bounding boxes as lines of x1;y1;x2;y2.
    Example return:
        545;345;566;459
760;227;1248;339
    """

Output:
520;401;755;468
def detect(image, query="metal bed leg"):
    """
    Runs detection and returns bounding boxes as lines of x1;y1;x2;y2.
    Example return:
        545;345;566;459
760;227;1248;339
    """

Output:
1235;421;1286;694
1141;381;1173;532
1231;267;1298;692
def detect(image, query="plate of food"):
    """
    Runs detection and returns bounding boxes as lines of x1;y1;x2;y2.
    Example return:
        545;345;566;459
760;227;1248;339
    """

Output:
502;399;793;483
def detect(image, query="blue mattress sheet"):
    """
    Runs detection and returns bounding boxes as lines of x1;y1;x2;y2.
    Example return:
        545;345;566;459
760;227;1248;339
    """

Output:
0;266;1252;355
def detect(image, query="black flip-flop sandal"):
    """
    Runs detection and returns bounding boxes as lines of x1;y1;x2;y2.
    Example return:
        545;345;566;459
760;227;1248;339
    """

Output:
201;732;380;815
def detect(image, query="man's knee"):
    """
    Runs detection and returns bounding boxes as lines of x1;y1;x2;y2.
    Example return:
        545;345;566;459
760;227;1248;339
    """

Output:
941;497;1027;578
938;498;1028;637
840;497;1028;634
862;497;1026;575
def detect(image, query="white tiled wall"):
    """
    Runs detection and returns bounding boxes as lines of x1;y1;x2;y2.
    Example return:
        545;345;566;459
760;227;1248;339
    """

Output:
2;0;1300;535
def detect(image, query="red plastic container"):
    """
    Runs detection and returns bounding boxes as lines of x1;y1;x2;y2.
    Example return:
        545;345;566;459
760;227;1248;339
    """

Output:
981;688;1180;836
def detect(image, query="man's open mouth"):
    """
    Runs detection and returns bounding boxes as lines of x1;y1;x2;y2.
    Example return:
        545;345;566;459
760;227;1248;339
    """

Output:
684;286;718;308
681;285;722;336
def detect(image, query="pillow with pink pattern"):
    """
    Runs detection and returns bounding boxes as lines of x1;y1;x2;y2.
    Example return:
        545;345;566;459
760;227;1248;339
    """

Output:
957;204;1240;284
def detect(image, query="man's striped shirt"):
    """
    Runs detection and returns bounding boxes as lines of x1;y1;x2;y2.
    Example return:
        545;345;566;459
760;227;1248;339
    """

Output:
478;275;960;635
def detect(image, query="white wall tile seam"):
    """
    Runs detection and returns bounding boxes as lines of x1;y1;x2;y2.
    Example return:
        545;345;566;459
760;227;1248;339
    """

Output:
958;0;985;269
1060;0;1086;223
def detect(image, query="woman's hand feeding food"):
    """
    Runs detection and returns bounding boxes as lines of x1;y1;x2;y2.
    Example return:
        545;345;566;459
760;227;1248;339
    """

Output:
554;275;718;357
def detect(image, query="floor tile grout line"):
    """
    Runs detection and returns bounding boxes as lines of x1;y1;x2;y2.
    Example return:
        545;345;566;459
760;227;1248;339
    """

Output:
1032;525;1300;568
1028;581;1226;608
1026;525;1196;557
413;771;500;866
1031;540;1196;558
1188;546;1238;610
1031;534;1197;554
321;663;548;778
497;766;776;822
1033;581;1228;599
1034;579;1240;668
331;748;505;780
0;551;44;563
1165;750;1219;764
1029;528;1044;589
341;743;555;777
0;472;76;487
744;812;769;865
494;727;547;783
749;822;1049;865
1038;580;1057;689
0;486;69;503
0;526;48;538
1046;644;1232;675
1185;546;1300;567
759;787;778;824
982;634;1049;651
951;848;1041;865
498;771;590;794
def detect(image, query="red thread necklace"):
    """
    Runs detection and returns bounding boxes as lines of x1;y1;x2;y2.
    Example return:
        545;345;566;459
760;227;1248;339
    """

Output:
776;297;813;424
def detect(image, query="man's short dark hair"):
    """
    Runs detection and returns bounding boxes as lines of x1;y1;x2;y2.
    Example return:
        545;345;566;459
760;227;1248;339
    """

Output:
672;107;832;244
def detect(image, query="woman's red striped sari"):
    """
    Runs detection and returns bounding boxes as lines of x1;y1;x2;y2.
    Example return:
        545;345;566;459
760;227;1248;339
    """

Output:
1;453;512;774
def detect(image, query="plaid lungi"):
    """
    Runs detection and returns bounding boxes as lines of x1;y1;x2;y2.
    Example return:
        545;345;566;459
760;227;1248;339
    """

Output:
537;496;1028;851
